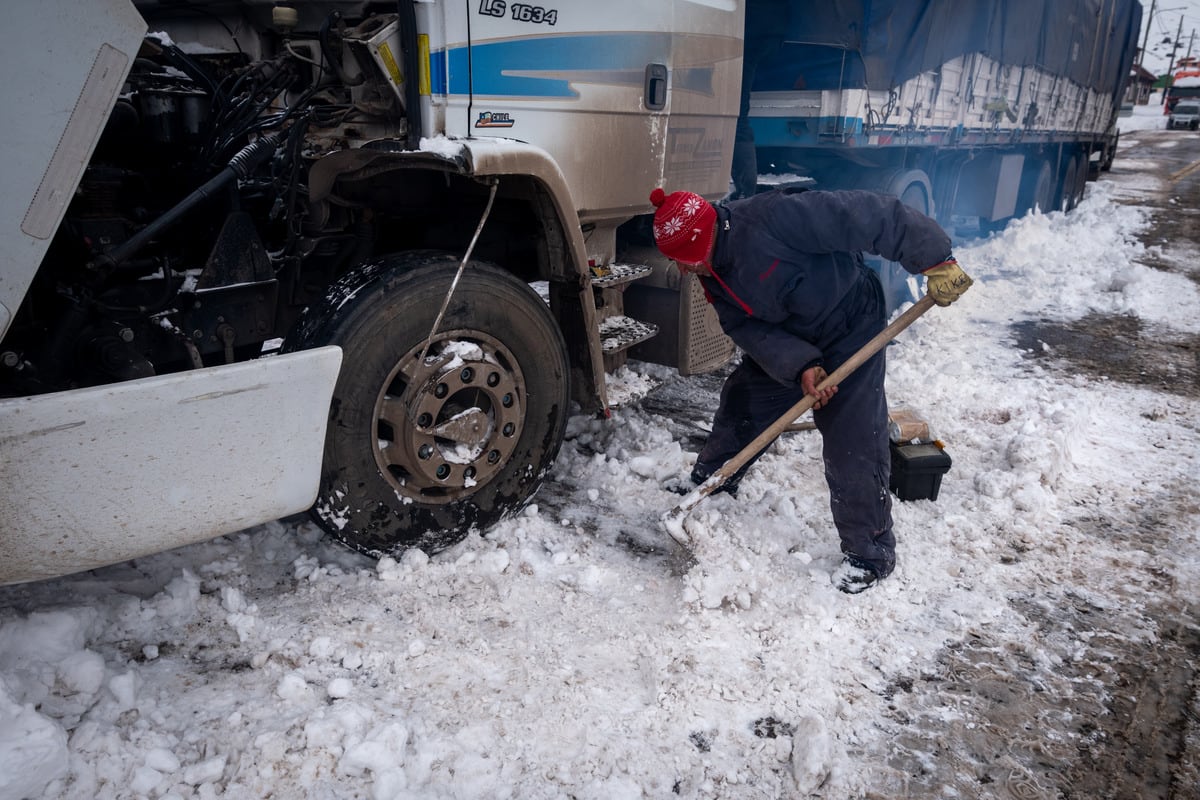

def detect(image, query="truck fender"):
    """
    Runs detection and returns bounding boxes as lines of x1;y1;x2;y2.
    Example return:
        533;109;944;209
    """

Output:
450;138;609;412
305;139;606;411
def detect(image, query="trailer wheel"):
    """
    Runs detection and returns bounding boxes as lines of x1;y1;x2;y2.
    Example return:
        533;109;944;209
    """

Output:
1020;161;1055;216
1101;132;1118;171
285;251;570;557
1060;156;1085;212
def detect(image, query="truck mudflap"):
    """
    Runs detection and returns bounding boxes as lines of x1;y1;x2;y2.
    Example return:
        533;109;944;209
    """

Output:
0;346;343;586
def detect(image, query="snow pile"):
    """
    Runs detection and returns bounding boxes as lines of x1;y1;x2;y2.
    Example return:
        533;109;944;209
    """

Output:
1118;100;1168;132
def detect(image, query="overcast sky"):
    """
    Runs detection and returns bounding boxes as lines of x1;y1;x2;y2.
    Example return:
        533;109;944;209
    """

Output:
1137;0;1200;73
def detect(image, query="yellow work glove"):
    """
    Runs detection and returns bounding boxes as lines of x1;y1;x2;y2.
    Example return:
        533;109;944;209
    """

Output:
922;258;973;306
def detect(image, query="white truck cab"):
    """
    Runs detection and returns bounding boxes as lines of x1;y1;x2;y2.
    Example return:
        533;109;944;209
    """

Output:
0;0;741;583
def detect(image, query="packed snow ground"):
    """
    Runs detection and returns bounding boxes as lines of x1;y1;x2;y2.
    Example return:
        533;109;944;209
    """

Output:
3;105;1199;799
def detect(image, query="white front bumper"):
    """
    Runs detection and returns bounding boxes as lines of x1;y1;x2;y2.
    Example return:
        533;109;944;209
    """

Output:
0;347;342;585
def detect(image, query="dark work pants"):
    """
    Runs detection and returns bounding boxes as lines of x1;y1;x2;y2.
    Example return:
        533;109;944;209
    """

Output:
695;272;896;577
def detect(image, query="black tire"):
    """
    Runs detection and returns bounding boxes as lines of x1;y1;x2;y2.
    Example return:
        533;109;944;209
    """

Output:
1019;160;1055;216
1059;157;1083;212
1062;158;1077;210
1101;132;1118;171
285;251;571;557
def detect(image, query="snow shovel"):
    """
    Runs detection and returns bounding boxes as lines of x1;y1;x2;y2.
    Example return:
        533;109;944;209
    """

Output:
660;294;937;548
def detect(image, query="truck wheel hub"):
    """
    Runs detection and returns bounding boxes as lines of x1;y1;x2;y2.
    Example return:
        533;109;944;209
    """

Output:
373;331;525;503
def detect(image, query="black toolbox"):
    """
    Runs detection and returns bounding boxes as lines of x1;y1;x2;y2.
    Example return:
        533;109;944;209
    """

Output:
889;441;953;501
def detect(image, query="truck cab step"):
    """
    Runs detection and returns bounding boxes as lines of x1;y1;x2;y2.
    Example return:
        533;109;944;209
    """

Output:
590;263;653;289
599;315;659;355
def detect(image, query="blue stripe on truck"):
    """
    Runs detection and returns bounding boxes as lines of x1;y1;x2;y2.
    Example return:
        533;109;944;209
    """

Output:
444;32;671;97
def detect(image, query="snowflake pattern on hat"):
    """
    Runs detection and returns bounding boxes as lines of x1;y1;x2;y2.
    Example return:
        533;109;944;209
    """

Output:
658;216;684;238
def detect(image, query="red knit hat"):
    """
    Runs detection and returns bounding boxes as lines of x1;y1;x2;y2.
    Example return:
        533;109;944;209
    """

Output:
649;188;717;265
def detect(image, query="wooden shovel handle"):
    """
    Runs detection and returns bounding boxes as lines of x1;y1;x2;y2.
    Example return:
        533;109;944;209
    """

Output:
662;294;937;534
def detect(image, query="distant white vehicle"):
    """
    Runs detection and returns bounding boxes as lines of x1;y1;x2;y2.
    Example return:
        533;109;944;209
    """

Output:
1168;102;1200;130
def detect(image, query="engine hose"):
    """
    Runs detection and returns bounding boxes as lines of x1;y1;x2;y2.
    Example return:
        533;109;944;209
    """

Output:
227;131;282;179
319;12;364;87
91;133;282;275
416;180;499;366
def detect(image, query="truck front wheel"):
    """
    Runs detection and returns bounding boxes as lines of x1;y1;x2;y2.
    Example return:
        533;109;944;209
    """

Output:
286;252;571;557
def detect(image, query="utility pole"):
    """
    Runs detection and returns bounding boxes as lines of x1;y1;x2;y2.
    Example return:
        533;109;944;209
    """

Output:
1163;15;1185;105
1140;0;1158;67
1167;14;1185;75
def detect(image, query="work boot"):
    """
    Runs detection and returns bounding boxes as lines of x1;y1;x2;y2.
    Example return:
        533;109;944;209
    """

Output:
832;556;883;594
689;464;742;498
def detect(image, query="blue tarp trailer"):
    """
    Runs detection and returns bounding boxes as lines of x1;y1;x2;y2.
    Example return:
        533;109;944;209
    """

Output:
744;0;1142;308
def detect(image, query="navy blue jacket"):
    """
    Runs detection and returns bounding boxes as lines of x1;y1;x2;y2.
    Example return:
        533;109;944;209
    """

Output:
702;189;952;386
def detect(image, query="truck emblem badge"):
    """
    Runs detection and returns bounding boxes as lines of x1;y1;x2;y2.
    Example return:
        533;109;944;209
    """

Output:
475;111;515;128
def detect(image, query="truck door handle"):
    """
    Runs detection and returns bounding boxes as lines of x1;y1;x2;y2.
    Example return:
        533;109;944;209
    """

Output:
645;63;668;110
